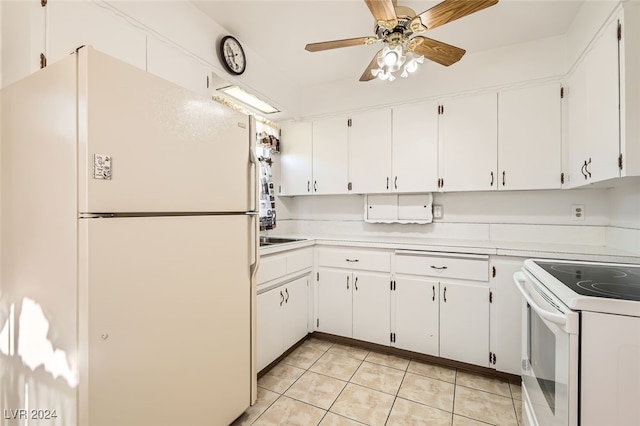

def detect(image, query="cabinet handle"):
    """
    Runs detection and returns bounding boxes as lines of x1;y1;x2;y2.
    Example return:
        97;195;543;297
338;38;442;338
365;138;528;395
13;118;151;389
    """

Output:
443;286;447;303
502;171;506;186
394;176;398;190
386;177;389;190
432;285;435;301
314;180;317;192
586;158;592;178
346;275;349;290
280;290;284;306
345;259;359;263
354;277;358;291
285;288;289;303
307;181;310;192
581;161;588;179
430;265;448;270
490;172;494;186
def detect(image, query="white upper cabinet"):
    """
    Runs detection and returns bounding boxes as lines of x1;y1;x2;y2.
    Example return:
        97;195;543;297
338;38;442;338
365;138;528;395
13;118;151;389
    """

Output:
312;116;349;194
349;109;392;194
438;93;498;192
618;3;640;178
567;14;621;187
46;1;146;70
1;1;46;88
146;37;212;98
498;83;563;190
280;122;313;195
392;102;439;193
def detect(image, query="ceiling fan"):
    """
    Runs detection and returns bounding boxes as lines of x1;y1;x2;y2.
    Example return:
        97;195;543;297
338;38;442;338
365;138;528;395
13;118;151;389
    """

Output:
305;0;499;81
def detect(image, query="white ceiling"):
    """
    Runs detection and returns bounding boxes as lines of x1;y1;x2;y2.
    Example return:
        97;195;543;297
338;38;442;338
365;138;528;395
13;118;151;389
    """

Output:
193;0;584;89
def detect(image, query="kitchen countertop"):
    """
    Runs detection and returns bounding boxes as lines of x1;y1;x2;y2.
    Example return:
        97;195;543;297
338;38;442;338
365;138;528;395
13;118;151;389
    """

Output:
259;234;640;264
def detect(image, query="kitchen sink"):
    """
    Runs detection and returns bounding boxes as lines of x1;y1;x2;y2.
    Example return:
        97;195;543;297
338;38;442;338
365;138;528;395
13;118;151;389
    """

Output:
259;236;306;247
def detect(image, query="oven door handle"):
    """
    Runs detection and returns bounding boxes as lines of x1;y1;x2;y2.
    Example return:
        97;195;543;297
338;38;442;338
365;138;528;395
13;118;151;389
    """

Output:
514;271;567;326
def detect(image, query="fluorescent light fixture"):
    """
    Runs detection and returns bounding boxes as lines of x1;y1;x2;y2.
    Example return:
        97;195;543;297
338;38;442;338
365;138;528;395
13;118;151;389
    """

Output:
218;85;279;114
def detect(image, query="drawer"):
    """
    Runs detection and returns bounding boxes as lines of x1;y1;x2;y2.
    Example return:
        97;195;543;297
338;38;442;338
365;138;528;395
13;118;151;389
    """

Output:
318;247;391;272
257;254;287;284
395;253;488;281
286;247;313;274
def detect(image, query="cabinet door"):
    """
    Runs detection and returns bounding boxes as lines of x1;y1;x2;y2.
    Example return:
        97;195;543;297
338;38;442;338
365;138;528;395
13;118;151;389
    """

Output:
392;102;439;192
1;1;46;88
349;109;392;193
257;287;284;372
568;17;621;187
146;36;212;98
394;277;439;356
317;268;352;338
352;271;390;346
498;84;562;190
312;116;349;194
490;258;525;375
282;276;309;351
440;281;490;367
439;93;498;191
47;1;146;70
280;122;313;195
584;16;621;183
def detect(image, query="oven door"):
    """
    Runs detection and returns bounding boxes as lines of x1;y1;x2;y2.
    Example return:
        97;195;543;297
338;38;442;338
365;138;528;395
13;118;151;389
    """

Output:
514;270;579;426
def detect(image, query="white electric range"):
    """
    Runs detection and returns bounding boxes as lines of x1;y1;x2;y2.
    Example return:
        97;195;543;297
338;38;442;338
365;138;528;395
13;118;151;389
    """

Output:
514;259;640;426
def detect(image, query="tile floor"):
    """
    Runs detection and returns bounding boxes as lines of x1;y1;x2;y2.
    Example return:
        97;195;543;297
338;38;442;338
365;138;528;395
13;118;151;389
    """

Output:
233;337;523;426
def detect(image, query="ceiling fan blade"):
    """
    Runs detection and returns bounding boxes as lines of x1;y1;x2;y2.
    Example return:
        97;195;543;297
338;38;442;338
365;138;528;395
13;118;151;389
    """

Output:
305;37;377;52
418;0;499;30
360;50;383;82
364;0;398;29
408;36;466;66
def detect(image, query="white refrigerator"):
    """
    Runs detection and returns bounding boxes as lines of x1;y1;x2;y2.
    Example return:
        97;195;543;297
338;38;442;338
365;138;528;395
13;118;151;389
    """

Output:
0;46;259;426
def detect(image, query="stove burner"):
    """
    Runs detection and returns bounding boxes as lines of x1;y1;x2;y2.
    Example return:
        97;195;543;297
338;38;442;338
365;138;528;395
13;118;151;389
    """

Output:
577;280;640;300
549;265;628;279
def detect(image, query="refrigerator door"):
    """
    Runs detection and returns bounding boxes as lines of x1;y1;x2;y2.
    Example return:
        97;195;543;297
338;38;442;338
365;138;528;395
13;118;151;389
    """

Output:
77;46;255;214
78;215;252;426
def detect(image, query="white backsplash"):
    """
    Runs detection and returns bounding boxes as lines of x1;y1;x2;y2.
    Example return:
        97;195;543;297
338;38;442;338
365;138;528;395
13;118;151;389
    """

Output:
270;184;640;255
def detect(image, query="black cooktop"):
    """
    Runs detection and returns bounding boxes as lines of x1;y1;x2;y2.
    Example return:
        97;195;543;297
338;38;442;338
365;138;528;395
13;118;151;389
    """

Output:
536;261;640;301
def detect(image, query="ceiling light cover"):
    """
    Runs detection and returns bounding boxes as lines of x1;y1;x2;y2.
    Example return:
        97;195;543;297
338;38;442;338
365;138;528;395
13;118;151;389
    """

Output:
218;85;279;114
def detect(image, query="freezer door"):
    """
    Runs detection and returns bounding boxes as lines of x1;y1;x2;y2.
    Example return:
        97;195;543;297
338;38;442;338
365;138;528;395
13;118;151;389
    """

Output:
78;215;252;426
77;46;254;214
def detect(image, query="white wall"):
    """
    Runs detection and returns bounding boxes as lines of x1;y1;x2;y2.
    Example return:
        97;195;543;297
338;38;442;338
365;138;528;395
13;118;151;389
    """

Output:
606;178;640;252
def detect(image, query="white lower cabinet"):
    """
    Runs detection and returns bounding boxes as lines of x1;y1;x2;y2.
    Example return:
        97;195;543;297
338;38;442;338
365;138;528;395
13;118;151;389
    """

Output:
317;268;391;346
489;257;526;375
257;247;313;372
439;281;490;367
352;271;391;346
393;277;439;356
317;268;353;338
316;247;391;345
393;251;490;367
257;275;309;372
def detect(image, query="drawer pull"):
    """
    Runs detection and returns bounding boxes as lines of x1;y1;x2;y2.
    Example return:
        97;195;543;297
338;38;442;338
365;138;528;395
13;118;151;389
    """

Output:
430;265;448;270
345;259;359;263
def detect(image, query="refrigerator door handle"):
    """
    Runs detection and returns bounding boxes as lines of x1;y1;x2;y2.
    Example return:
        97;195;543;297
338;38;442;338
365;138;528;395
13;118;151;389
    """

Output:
248;116;259;213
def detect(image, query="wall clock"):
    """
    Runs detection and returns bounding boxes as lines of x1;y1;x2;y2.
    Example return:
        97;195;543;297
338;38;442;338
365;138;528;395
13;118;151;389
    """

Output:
219;35;246;75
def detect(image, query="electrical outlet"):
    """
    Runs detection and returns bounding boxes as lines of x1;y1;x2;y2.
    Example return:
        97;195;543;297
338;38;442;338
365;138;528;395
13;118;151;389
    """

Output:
433;204;443;219
571;204;585;221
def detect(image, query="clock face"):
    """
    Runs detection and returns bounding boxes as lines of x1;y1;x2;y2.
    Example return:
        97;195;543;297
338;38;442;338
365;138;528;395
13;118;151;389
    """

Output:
220;36;246;75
